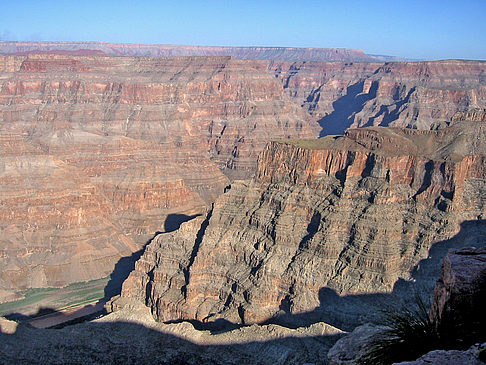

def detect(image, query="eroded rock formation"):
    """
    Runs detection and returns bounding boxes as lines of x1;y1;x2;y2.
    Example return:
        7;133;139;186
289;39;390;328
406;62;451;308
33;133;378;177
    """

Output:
271;60;486;135
121;122;486;327
0;53;314;301
2;47;486;307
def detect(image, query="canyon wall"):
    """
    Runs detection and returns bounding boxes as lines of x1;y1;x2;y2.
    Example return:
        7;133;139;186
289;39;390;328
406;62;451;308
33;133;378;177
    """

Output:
121;122;486;328
2;48;486;306
270;60;486;135
0;41;390;62
0;54;315;301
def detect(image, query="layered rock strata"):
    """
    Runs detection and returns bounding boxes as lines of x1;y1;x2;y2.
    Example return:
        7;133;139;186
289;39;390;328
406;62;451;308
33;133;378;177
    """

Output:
270;60;486;135
269;61;382;127
0;54;314;300
0;41;388;62
122;122;486;327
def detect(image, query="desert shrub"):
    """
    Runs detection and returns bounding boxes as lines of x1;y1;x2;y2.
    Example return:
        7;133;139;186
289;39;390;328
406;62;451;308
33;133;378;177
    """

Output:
359;295;439;365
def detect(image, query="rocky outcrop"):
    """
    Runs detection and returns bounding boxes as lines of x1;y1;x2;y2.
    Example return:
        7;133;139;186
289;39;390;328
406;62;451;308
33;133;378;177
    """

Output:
429;247;486;347
121;122;486;327
350;61;486;130
0;41;387;62
269;61;382;131
271;60;486;135
328;247;486;364
394;343;486;365
0;53;314;301
452;108;486;122
326;323;388;365
329;335;486;365
0;299;344;365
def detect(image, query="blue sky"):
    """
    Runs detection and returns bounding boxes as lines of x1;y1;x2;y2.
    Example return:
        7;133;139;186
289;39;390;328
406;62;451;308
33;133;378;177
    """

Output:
2;0;485;60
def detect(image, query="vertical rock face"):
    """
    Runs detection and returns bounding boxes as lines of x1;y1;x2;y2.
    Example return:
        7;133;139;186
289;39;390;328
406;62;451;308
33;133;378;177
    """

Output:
351;61;486;130
271;60;486;135
0;54;315;300
429;247;486;346
270;61;382;127
122;122;486;327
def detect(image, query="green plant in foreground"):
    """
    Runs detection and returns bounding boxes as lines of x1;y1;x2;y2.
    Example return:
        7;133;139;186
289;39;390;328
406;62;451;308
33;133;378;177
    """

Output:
360;296;439;365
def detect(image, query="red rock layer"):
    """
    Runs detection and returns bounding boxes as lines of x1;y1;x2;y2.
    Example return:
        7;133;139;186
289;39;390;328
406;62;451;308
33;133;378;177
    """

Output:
122;122;486;326
269;61;382;123
269;60;486;135
0;54;314;300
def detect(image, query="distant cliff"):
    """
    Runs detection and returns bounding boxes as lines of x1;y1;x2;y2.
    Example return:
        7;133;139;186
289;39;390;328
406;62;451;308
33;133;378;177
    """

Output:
0;41;389;62
270;60;486;135
121;122;486;327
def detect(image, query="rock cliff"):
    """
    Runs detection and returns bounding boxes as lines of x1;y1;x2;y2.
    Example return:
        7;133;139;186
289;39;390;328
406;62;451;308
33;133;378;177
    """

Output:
270;60;486;135
121;122;486;327
0;54;314;301
429;246;486;347
2;49;486;306
0;41;387;62
327;246;486;364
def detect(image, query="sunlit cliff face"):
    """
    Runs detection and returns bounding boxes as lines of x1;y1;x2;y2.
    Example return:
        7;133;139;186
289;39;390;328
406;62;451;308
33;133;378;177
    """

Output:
121;123;486;327
0;54;317;301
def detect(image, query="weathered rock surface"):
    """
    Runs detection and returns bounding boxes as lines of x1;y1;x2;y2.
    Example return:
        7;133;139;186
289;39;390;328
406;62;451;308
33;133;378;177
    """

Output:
271;60;486;135
350;61;486;130
327;323;388;365
429;247;486;347
395;343;486;365
0;53;314;301
0;40;390;62
328;245;486;364
121;122;486;328
393;343;486;365
0;298;344;365
270;61;382;131
3;44;485;139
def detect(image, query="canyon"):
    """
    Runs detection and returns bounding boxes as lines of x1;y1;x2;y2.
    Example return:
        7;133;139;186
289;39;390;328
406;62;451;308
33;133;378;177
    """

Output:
0;41;485;363
1;123;485;364
0;53;314;302
270;59;486;135
120;122;486;329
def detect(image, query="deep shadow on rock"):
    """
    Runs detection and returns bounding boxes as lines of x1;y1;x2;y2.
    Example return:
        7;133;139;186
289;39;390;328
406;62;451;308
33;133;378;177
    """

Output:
318;81;378;137
0;314;342;365
164;213;202;233
1;220;485;364
264;219;486;332
103;213;201;304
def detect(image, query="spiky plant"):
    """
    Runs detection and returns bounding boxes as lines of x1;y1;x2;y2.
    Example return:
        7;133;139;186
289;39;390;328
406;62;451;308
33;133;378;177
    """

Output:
359;295;439;365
